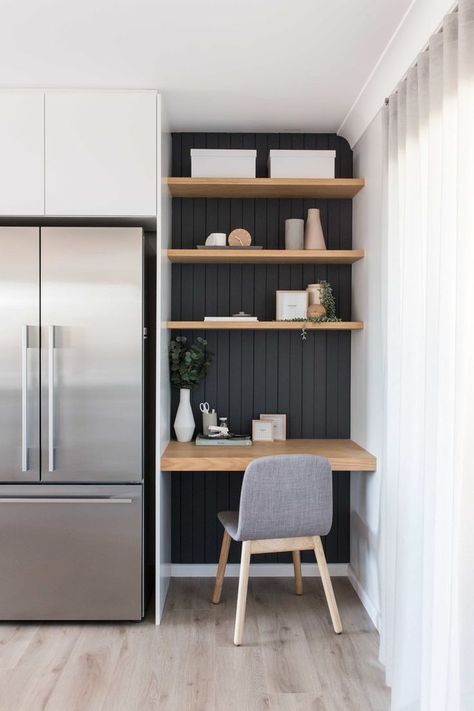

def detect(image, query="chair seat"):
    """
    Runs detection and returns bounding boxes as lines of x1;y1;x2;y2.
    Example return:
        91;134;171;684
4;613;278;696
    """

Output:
218;511;240;540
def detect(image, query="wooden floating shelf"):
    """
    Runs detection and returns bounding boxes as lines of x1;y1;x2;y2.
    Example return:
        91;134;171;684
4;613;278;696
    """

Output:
160;439;377;472
167;249;364;265
167;177;365;199
167;321;363;331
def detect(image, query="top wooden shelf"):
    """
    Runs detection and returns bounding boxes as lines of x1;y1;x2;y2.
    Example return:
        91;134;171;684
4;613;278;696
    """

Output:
167;249;364;264
167;177;365;199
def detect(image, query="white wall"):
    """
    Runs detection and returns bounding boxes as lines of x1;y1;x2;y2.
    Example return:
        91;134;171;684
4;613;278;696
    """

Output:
155;95;172;623
350;108;386;629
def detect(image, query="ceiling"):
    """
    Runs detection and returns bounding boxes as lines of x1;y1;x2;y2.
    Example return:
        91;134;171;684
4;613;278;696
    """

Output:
0;0;413;134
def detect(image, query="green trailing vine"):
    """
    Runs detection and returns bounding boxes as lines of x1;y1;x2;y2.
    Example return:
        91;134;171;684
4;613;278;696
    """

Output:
319;280;338;320
283;280;341;340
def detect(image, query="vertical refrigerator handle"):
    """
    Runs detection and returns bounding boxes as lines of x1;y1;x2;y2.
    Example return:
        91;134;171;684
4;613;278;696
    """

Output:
21;325;29;472
48;325;55;472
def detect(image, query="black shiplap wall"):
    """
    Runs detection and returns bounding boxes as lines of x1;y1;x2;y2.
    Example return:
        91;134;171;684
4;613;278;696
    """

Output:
171;133;353;565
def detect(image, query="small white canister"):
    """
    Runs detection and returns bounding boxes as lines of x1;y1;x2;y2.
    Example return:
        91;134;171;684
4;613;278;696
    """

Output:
307;283;323;305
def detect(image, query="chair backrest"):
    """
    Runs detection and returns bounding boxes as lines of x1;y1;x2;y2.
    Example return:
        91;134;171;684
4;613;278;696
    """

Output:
235;454;332;541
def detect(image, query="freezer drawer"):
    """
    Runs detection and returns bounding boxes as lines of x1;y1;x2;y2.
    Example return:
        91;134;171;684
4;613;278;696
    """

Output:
0;485;142;621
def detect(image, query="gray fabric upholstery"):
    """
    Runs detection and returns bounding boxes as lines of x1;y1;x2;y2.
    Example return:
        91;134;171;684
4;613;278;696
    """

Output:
218;511;239;539
218;454;332;541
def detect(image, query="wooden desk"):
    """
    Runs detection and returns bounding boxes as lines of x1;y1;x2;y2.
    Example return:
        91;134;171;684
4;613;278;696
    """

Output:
160;439;376;472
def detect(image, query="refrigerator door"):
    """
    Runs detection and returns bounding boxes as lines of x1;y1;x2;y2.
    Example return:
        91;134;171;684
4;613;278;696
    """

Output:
0;484;143;620
41;227;143;483
0;227;40;482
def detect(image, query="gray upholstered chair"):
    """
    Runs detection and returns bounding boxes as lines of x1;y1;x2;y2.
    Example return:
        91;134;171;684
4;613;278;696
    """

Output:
212;454;342;645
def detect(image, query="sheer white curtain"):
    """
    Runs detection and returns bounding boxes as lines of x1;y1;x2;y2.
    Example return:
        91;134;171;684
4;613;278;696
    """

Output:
381;2;474;710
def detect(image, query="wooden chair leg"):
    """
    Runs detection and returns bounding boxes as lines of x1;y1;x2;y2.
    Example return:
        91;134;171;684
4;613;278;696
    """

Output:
292;550;303;595
233;541;251;646
313;536;342;634
212;530;231;604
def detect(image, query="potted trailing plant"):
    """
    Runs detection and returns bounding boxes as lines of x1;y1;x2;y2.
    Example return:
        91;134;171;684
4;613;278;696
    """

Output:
169;336;213;442
285;280;341;340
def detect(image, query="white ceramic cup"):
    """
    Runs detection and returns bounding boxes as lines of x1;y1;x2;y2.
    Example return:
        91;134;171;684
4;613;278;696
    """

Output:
205;232;227;246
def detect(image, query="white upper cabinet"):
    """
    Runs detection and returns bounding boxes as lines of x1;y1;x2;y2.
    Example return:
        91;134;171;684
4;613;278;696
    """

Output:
45;91;157;216
0;91;44;216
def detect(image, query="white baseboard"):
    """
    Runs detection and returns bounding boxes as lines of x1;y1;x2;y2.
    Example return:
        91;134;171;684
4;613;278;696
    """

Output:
347;564;381;631
170;563;348;578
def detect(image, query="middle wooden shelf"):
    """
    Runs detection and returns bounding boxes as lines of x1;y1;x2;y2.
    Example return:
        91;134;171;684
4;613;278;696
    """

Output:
167;320;364;330
167;248;364;265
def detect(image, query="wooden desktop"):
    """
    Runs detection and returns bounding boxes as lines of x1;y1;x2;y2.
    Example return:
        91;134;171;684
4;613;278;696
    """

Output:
160;439;376;472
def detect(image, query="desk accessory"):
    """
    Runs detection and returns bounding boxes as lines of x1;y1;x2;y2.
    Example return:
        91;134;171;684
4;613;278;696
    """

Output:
305;208;326;249
307;283;323;305
191;148;256;178
169;336;213;442
276;290;308;320
196;434;252;446
228;228;252;246
200;403;218;434
268;149;336;178
252;420;274;441
204;314;258;322
260;414;286;440
205;232;227;246
196;245;263;250
285;219;304;250
307;304;326;318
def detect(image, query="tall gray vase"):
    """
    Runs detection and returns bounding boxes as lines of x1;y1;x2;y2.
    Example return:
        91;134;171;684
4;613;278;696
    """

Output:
304;208;326;249
285;219;304;250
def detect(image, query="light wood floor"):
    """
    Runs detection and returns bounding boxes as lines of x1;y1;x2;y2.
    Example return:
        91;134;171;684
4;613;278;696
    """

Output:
0;577;389;711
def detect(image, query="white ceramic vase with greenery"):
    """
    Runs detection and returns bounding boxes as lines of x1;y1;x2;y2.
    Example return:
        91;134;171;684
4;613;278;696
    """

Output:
174;388;195;442
169;336;213;443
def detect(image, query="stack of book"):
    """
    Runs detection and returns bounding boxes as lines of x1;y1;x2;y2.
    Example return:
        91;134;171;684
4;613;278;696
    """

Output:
195;434;252;446
204;316;258;322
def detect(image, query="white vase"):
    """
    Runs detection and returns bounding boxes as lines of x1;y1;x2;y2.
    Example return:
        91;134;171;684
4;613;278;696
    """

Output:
174;389;195;442
304;208;327;249
285;219;304;249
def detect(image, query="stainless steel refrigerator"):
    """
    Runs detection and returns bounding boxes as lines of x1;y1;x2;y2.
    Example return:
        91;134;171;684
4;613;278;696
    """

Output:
0;226;145;620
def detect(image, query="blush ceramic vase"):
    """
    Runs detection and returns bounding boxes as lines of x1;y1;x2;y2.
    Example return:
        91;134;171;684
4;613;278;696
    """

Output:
304;208;326;249
174;388;195;442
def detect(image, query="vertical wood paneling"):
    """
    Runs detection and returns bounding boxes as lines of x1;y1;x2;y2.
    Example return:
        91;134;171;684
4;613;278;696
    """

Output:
171;132;353;564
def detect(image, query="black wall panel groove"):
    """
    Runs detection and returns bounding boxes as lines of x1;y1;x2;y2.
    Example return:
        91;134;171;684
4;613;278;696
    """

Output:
171;133;353;565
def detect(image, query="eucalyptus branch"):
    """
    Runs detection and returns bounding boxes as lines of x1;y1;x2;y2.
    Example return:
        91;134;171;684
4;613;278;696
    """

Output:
169;336;213;389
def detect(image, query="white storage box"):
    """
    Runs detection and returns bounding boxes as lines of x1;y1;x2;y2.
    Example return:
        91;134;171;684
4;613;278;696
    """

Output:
268;150;336;179
191;149;257;178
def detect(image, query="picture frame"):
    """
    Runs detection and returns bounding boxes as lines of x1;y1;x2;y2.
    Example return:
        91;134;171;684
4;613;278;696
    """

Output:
252;419;274;442
260;414;287;441
275;290;308;320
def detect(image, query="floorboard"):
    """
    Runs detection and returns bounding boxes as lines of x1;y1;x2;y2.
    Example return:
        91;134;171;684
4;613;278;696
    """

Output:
0;578;389;711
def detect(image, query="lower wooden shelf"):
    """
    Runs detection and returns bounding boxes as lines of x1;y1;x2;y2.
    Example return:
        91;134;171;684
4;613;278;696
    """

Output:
160;439;376;472
167;321;363;330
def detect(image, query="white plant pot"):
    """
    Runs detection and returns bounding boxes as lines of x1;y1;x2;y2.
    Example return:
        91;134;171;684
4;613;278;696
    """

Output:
174;388;195;442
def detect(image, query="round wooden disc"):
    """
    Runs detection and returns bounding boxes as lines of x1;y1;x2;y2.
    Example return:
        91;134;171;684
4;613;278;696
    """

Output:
228;228;252;246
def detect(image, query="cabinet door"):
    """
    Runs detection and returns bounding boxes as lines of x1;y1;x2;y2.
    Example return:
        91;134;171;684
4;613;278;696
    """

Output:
0;91;44;215
45;91;156;216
